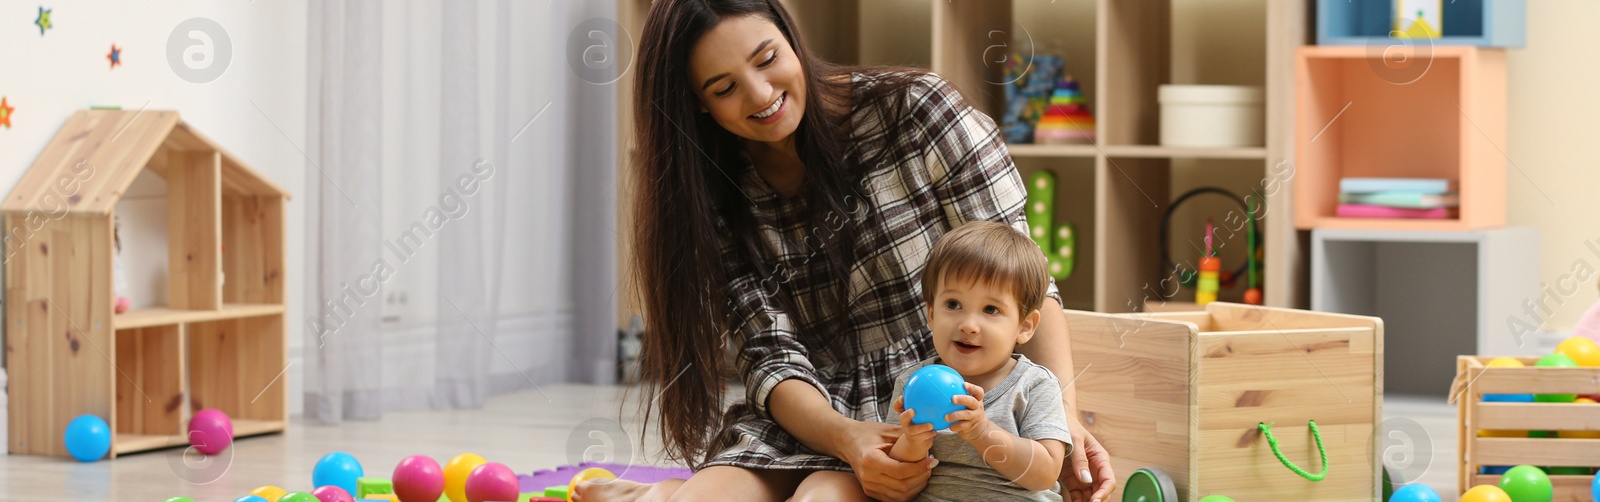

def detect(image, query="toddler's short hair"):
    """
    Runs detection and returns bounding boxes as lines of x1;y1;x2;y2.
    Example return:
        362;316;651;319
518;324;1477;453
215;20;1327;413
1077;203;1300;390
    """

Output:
921;221;1050;316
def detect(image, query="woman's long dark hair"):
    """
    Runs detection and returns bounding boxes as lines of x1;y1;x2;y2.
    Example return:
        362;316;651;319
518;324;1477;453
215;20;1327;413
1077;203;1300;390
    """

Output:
631;0;934;466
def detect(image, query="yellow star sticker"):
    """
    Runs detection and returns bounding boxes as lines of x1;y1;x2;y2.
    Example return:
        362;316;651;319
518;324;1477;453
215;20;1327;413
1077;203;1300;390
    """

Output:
35;7;52;36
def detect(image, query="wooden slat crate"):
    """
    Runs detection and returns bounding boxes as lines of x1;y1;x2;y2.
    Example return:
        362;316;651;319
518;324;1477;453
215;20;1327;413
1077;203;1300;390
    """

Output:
1452;355;1600;500
1064;302;1384;501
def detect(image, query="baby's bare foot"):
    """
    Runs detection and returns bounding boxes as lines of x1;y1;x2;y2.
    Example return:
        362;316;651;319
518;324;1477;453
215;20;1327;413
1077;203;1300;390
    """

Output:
571;477;653;502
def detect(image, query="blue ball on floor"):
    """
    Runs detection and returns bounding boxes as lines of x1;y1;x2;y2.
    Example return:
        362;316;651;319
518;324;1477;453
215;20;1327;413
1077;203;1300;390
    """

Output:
312;452;364;495
903;364;968;431
1388;483;1442;502
63;414;111;462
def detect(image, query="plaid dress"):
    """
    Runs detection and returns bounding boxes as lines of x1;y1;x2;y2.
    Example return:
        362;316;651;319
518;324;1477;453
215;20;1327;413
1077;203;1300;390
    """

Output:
701;73;1061;472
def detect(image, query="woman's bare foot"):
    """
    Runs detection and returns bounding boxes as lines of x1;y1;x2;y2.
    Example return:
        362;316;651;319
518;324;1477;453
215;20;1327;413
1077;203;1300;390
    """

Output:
571;477;682;502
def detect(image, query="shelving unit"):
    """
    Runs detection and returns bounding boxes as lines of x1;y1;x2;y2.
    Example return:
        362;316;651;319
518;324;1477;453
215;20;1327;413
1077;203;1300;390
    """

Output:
615;0;1306;315
3;110;290;458
1315;0;1526;48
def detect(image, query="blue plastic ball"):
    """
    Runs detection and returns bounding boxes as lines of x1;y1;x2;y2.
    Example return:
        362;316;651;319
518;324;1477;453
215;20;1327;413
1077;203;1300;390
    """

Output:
903;364;968;431
63;414;111;462
1591;471;1599;501
233;496;268;502
312;451;364;495
1483;393;1534;403
1482;465;1512;475
1388;483;1442;502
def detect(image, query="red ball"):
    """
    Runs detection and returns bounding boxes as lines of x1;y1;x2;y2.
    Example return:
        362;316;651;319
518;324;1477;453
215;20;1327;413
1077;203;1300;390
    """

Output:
464;462;519;502
311;485;355;502
392;455;445;502
187;408;233;455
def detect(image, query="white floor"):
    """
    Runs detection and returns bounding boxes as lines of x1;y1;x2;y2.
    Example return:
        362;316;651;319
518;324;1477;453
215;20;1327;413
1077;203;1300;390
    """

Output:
0;386;1464;501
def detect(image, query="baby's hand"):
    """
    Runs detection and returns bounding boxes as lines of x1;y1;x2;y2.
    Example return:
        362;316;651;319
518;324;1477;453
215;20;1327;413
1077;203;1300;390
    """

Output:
946;383;991;442
894;396;937;453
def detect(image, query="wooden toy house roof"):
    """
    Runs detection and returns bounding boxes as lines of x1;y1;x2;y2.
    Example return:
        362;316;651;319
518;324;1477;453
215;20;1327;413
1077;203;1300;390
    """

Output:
2;109;291;216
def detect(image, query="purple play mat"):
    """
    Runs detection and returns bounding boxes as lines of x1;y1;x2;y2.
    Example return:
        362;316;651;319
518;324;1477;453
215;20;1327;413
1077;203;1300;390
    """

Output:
518;462;693;493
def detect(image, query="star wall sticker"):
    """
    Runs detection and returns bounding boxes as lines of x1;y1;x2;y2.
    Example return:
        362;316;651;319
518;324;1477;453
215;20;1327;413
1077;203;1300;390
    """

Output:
35;6;52;36
107;44;122;69
0;97;14;129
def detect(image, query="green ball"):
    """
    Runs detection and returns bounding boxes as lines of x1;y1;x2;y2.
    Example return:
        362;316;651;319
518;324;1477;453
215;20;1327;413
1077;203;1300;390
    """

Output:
1544;466;1593;475
1534;354;1579;402
1197;496;1235;502
1498;465;1553;502
278;493;319;502
163;498;196;502
1528;430;1556;438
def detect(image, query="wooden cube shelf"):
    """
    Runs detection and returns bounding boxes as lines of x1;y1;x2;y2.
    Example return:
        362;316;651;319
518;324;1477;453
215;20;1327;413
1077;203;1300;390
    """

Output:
3;110;291;458
1294;46;1507;231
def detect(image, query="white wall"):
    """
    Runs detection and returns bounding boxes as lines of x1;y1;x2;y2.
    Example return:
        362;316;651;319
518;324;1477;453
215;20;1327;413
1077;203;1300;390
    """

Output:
0;1;309;414
1507;0;1600;333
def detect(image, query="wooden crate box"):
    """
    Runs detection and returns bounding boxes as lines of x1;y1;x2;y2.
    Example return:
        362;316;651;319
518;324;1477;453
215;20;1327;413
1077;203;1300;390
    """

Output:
1064;302;1384;501
4;110;290;458
1452;356;1600;499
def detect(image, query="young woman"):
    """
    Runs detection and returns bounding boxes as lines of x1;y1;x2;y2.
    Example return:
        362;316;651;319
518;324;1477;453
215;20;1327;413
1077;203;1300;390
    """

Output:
580;1;1114;501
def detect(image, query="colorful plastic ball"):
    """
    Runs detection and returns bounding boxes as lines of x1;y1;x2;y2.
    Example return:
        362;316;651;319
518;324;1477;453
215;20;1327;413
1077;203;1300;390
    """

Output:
164;498;197;502
234;496;270;502
1592;471;1599;501
279;493;320;502
1197;496;1234;502
1556;337;1600;367
63;414;111;462
393;455;445;502
903;364;969;431
1528;430;1556;439
1388;484;1443;502
1498;465;1552;502
249;486;288;501
464;462;519;502
1483;358;1530;402
569;467;618;498
1544;466;1593;475
1559;398;1600;439
443;453;488;502
1478;429;1529;438
188;408;234;455
1533;354;1579;403
311;485;355;502
1483;466;1512;475
1461;485;1513;502
312;452;364;495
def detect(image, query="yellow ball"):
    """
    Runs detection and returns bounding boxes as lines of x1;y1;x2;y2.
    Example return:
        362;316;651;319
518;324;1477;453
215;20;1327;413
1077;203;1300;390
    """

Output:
1461;484;1513;502
1487;357;1525;368
1477;429;1530;438
1559;398;1600;439
1556;337;1600;367
443;453;488;502
249;486;288;502
570;467;618;497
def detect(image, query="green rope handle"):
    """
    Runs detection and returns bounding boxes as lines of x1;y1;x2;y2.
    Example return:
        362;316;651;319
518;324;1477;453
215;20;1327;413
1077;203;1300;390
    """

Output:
1258;420;1328;482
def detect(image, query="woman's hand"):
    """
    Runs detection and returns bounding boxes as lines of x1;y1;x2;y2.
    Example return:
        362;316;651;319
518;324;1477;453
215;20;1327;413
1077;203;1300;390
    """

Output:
841;419;936;502
1060;423;1116;502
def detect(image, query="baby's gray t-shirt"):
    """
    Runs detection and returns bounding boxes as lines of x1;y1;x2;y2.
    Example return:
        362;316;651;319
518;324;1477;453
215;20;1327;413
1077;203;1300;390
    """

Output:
888;354;1074;502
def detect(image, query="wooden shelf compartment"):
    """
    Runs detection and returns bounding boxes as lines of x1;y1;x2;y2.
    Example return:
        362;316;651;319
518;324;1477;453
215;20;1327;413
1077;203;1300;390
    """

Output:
934;0;1098;124
1015;157;1097;312
1293;45;1507;231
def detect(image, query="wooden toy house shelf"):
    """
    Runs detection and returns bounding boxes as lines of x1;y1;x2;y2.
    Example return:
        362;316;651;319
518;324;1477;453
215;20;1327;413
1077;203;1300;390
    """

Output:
3;110;291;458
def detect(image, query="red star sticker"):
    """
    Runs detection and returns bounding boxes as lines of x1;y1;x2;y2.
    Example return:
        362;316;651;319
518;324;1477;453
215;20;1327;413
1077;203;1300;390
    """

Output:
107;44;122;70
0;97;13;129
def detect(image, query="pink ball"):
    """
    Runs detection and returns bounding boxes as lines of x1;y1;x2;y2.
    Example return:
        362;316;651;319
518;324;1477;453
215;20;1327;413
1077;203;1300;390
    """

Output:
114;296;131;314
464;462;519;502
187;408;233;455
392;455;445;502
311;486;355;502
